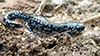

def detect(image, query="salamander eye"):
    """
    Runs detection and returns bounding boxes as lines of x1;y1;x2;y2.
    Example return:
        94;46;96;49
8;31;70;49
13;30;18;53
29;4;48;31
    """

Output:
76;23;85;32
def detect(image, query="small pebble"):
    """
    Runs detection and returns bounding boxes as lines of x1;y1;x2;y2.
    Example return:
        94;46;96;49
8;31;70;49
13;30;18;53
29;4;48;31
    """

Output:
21;37;26;41
6;37;12;41
21;46;25;49
18;49;24;53
16;35;21;38
94;27;100;31
52;51;57;55
78;0;92;7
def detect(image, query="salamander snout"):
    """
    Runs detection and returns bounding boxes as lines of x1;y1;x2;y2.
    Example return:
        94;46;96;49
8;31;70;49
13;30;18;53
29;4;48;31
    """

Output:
76;23;85;32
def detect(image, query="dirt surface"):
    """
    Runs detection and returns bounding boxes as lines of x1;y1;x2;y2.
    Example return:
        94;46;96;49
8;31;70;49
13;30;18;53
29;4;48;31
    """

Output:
0;0;100;56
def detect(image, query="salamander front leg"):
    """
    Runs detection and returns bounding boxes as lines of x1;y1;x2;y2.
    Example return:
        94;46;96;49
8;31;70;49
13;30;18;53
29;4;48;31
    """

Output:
65;33;74;37
26;25;37;36
25;21;37;36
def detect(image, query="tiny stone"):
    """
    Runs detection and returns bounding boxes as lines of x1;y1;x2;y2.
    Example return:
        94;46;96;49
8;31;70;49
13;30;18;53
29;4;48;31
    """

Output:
21;37;26;41
6;37;12;41
78;0;92;7
16;35;21;38
52;51;56;55
21;46;25;49
94;27;100;31
18;49;24;53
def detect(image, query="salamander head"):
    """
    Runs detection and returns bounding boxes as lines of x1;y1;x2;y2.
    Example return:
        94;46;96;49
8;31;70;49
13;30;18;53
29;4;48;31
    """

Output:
74;22;85;32
63;21;85;32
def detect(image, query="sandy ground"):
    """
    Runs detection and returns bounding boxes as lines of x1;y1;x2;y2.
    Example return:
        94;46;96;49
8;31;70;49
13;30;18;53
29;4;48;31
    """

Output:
0;0;100;56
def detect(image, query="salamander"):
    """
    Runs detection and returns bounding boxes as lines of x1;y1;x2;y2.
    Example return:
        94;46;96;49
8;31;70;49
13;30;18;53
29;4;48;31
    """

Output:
3;10;85;37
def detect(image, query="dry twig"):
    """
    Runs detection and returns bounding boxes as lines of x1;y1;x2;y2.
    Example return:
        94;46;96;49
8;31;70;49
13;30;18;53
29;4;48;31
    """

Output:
80;14;100;23
35;0;46;15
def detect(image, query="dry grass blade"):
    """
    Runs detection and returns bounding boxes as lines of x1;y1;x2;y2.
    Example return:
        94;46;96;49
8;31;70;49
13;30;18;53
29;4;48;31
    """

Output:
80;14;100;23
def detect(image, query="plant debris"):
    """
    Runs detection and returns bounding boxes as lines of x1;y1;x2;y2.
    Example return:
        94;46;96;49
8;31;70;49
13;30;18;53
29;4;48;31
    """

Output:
0;0;100;56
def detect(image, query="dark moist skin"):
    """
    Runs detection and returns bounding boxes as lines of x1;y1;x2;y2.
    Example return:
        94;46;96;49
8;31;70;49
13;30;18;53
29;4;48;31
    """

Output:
3;10;85;37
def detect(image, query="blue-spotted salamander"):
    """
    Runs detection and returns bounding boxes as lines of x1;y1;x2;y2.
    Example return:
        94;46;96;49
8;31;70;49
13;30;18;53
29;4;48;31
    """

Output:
3;10;85;37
